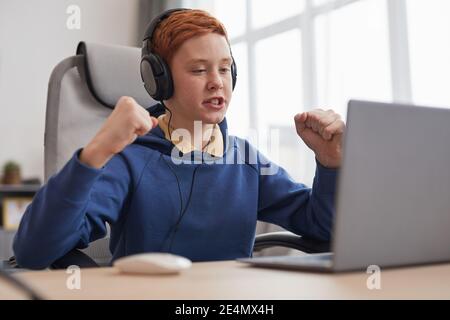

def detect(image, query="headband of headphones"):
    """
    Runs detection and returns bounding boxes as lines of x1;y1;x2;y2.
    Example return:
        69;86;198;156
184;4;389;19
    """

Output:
140;8;237;101
141;8;186;58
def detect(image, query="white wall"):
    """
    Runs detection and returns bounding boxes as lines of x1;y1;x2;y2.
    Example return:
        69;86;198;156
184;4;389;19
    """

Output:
0;0;142;183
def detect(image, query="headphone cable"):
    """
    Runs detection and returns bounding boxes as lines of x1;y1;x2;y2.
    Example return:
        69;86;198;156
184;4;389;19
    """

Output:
160;101;173;141
167;164;200;251
159;100;207;252
160;101;213;152
160;154;201;252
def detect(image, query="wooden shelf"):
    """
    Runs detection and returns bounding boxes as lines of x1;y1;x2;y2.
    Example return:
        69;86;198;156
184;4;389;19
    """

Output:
0;184;41;193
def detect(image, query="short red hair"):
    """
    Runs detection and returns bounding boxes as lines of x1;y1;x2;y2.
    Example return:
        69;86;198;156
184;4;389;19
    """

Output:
151;9;229;64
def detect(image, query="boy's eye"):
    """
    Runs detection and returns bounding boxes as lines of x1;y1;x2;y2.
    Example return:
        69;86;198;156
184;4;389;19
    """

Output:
192;69;206;74
220;68;230;73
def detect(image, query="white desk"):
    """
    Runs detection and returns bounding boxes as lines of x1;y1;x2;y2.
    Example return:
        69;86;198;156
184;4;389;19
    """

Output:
2;260;450;299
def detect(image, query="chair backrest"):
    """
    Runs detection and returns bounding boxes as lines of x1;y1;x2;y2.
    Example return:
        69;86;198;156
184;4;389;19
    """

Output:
45;42;157;265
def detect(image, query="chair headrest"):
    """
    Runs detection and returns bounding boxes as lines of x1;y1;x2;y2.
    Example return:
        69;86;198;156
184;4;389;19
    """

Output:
76;41;157;108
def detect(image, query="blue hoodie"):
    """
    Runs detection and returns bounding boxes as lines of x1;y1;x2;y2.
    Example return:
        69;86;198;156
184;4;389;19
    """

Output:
13;105;338;269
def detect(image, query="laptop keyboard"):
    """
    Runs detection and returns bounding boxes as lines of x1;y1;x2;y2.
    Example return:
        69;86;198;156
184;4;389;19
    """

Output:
239;253;334;268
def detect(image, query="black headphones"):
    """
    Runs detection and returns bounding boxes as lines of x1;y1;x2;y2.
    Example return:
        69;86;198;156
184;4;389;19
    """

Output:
140;8;237;101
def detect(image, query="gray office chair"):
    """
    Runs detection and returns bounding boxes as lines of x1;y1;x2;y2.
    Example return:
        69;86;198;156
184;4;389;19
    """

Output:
39;42;329;269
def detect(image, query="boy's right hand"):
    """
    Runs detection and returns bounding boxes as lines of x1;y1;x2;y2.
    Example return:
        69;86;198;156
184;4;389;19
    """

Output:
80;96;159;168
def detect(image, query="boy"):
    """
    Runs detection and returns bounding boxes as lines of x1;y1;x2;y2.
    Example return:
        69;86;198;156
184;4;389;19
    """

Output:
13;9;345;269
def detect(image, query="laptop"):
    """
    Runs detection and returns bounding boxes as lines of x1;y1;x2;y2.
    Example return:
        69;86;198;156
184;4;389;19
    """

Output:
238;100;450;272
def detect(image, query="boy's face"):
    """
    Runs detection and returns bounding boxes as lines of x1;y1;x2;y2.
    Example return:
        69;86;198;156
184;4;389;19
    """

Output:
167;33;233;125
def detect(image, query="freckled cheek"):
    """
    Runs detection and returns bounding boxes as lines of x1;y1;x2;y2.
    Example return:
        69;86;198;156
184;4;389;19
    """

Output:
223;76;233;93
174;78;204;99
176;75;201;88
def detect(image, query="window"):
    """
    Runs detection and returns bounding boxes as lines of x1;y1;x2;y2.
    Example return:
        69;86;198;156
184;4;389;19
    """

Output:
255;29;302;134
315;0;391;119
212;0;246;38
250;0;305;29
407;0;450;108
182;0;447;182
225;42;250;138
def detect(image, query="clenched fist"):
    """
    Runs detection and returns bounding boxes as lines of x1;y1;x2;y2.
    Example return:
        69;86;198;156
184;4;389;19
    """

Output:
80;96;159;168
294;109;345;169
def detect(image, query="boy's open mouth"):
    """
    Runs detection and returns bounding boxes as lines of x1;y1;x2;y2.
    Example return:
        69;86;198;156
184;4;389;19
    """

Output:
202;97;225;110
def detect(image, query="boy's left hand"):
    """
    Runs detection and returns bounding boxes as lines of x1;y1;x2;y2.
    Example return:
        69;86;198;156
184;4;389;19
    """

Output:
294;109;345;169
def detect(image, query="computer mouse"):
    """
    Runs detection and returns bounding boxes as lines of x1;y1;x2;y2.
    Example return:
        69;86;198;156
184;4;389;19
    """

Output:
113;252;192;275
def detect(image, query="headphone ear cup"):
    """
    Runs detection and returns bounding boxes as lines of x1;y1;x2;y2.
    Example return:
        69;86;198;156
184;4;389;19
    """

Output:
140;55;157;98
140;54;174;101
154;54;174;100
231;58;237;91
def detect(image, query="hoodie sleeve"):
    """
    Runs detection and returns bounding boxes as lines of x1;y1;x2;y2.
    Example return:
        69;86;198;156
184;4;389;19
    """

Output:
13;149;132;269
257;151;338;241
